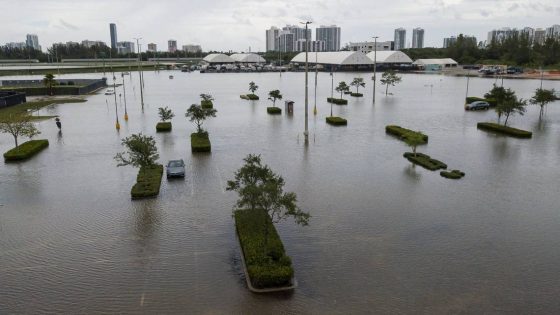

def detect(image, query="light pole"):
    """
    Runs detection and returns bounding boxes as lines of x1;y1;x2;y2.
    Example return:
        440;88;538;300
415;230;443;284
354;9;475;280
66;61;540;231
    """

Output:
465;69;471;102
540;66;544;89
301;21;312;144
134;37;145;111
113;74;120;130
313;47;318;115
330;72;334;117
371;36;378;105
122;73;128;120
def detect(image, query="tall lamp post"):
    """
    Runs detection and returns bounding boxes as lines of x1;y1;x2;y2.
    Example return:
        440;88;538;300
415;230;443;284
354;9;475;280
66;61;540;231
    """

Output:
330;72;334;117
121;72;128;121
113;74;120;130
465;69;471;103
134;37;145;111
371;36;378;105
313;46;318;115
301;20;312;144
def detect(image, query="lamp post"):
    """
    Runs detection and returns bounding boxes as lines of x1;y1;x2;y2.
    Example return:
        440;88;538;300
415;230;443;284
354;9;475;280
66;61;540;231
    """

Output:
330;72;334;117
134;37;144;111
313;46;318;115
121;72;128;120
371;36;378;105
113;74;120;130
465;69;471;102
301;20;312;144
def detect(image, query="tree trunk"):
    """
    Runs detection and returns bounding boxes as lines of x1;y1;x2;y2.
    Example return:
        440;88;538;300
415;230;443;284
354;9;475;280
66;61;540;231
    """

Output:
504;113;510;126
413;145;417;157
13;135;18;148
385;84;389;95
540;105;544;118
263;211;269;256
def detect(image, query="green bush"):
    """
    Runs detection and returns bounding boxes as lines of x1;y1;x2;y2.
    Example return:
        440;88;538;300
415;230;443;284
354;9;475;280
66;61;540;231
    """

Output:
3;139;49;162
466;97;497;106
386;125;428;143
440;169;465;179
343;91;352;95
240;95;249;100
267;107;282;114
191;132;211;152
350;92;363;97
156;122;172;132
235;209;294;289
326;116;347;126
477;122;532;138
327;97;348;105
201;100;213;109
246;94;259;100
403;152;447;171
131;164;163;199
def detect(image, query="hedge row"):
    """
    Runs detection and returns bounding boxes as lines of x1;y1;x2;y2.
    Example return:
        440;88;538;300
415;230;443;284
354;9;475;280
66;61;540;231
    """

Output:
234;209;294;289
385;125;428;143
156;122;172;132
3;139;49;162
326;97;348;105
240;94;259;100
267;107;282;115
466;97;497;107
350;92;363;97
326;116;347;126
201;100;214;109
131;164;163;199
477;122;532;138
191;132;211;152
0;86;84;96
403;152;447;171
440;169;465;179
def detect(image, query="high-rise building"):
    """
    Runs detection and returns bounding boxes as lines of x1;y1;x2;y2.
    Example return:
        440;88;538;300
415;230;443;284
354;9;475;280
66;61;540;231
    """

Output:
168;40;177;53
546;24;560;39
412;28;424;48
26;34;40;50
277;31;295;52
109;23;117;50
443;35;476;48
266;26;280;51
521;27;535;43
283;25;311;44
534;28;546;45
394;28;406;50
117;41;135;54
347;41;394;53
6;42;26;49
443;36;456;48
316;25;341;51
147;43;157;52
295;39;326;52
82;40;106;48
182;45;202;53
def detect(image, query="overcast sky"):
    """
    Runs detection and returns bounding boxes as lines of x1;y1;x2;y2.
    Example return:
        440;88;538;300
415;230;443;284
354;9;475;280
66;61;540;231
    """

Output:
3;0;559;52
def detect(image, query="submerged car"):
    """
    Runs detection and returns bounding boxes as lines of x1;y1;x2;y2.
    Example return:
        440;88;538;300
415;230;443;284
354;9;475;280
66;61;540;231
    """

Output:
166;159;185;178
465;101;490;110
104;89;115;95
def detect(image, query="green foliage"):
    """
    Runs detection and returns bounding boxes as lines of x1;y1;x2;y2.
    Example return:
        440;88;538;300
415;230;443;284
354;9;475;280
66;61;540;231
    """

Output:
403;152;448;171
267;107;282;114
0;114;41;147
191;132;211;152
327;97;348;105
403;132;426;155
0;98;86;121
156;122;172;132
234;209;294;288
380;70;402;95
335;81;349;99
186;104;217;133
350;93;363;97
385;125;428;143
114;133;159;168
158;106;175;122
241;94;259;100
530;88;556;117
42;73;56;95
3;139;49;162
326;116;347;126
496;90;527;126
200;93;214;102
131;164;163;199
350;77;366;93
201;100;214;109
268;90;282;107
249;81;258;94
477;122;532;138
440;169;466;179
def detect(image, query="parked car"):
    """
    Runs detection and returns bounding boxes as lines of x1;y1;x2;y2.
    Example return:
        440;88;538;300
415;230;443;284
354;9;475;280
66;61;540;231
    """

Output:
104;89;115;95
166;159;185;178
465;101;490;110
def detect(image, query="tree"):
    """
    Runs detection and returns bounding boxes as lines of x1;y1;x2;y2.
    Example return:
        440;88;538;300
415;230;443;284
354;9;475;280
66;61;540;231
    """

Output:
268;90;282;107
485;85;509;122
226;154;310;250
114;133;159;168
200;93;214;102
403;133;425;157
530;88;556;118
249;81;258;94
0;115;40;148
498;91;527;126
350;77;366;93
158;106;175;122
185;104;217;134
335;81;349;98
380;70;402;95
43;73;56;95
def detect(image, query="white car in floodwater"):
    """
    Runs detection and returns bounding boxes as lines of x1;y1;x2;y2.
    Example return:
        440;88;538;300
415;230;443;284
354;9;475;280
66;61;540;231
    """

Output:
104;89;115;95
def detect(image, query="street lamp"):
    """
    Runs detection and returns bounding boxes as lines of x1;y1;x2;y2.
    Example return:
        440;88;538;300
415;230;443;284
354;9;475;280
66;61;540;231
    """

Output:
121;72;128;120
300;20;312;144
113;74;120;130
371;36;378;105
330;72;334;117
313;45;318;116
134;37;145;111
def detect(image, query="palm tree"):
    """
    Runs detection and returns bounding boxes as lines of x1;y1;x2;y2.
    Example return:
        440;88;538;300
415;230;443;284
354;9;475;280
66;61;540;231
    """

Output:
350;77;366;94
268;90;282;107
43;73;56;96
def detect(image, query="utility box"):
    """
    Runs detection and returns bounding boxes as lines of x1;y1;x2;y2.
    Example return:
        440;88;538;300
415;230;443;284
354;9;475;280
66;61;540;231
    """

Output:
285;100;294;114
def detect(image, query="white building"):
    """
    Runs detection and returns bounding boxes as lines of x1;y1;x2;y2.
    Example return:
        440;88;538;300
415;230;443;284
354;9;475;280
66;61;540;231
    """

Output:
394;28;406;50
366;51;413;64
316;25;341;51
534;28;546;45
266;26;280;51
5;42;26;49
26;34;40;50
295;39;326;52
277;31;295;52
168;40;177;53
412;28;424;48
291;51;373;70
546;24;560;39
182;45;202;53
230;53;266;63
412;58;458;71
203;53;235;64
348;41;393;53
147;43;157;52
82;40;106;48
117;41;135;54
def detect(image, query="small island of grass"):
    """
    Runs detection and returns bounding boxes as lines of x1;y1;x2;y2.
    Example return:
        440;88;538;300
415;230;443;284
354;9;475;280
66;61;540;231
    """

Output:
477;122;532;138
326;116;347;126
3;139;49;162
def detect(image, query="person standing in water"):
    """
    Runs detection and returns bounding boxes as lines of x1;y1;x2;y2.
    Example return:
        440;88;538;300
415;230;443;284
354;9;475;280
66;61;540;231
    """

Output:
55;117;62;130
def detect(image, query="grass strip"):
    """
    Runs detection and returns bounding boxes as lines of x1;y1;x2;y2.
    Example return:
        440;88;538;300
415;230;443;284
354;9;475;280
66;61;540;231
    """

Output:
3;139;49;162
326;116;347;126
386;125;428;143
403;152;447;171
156;122;172;132
477;122;532;138
131;164;163;199
191;132;211;152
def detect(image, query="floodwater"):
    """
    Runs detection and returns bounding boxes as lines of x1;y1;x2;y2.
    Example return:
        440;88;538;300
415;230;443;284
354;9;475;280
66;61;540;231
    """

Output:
1;70;560;314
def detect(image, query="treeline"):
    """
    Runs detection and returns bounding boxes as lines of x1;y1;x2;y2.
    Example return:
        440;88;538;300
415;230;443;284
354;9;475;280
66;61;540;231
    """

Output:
402;34;560;67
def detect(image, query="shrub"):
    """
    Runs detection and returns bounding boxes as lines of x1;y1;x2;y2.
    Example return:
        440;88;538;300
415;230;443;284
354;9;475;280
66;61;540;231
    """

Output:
350;92;363;97
240;95;249;100
440;169;465;179
403;152;447;171
3;139;49;162
234;209;294;289
156;122;172;132
191;132;211;152
343;91;352;95
267;107;282;115
477;122;532;138
326;116;347;126
131;164;163;199
201;100;213;109
466;97;497;107
385;125;428;143
326;97;348;105
247;94;259;100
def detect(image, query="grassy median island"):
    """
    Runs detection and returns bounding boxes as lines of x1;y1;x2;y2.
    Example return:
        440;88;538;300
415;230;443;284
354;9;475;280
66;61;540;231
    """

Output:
131;164;164;199
240;94;259;100
0;98;87;120
350;92;363;97
3;139;49;162
267;107;282;115
440;169;465;179
326;116;347;126
386;125;429;143
234;208;294;289
477;122;532;138
191;132;211;152
327;97;348;105
156;122;172;132
403;152;447;171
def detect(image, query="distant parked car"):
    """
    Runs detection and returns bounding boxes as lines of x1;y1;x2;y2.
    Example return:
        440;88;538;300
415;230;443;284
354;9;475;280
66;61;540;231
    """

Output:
104;89;115;95
465;101;490;110
166;159;185;178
